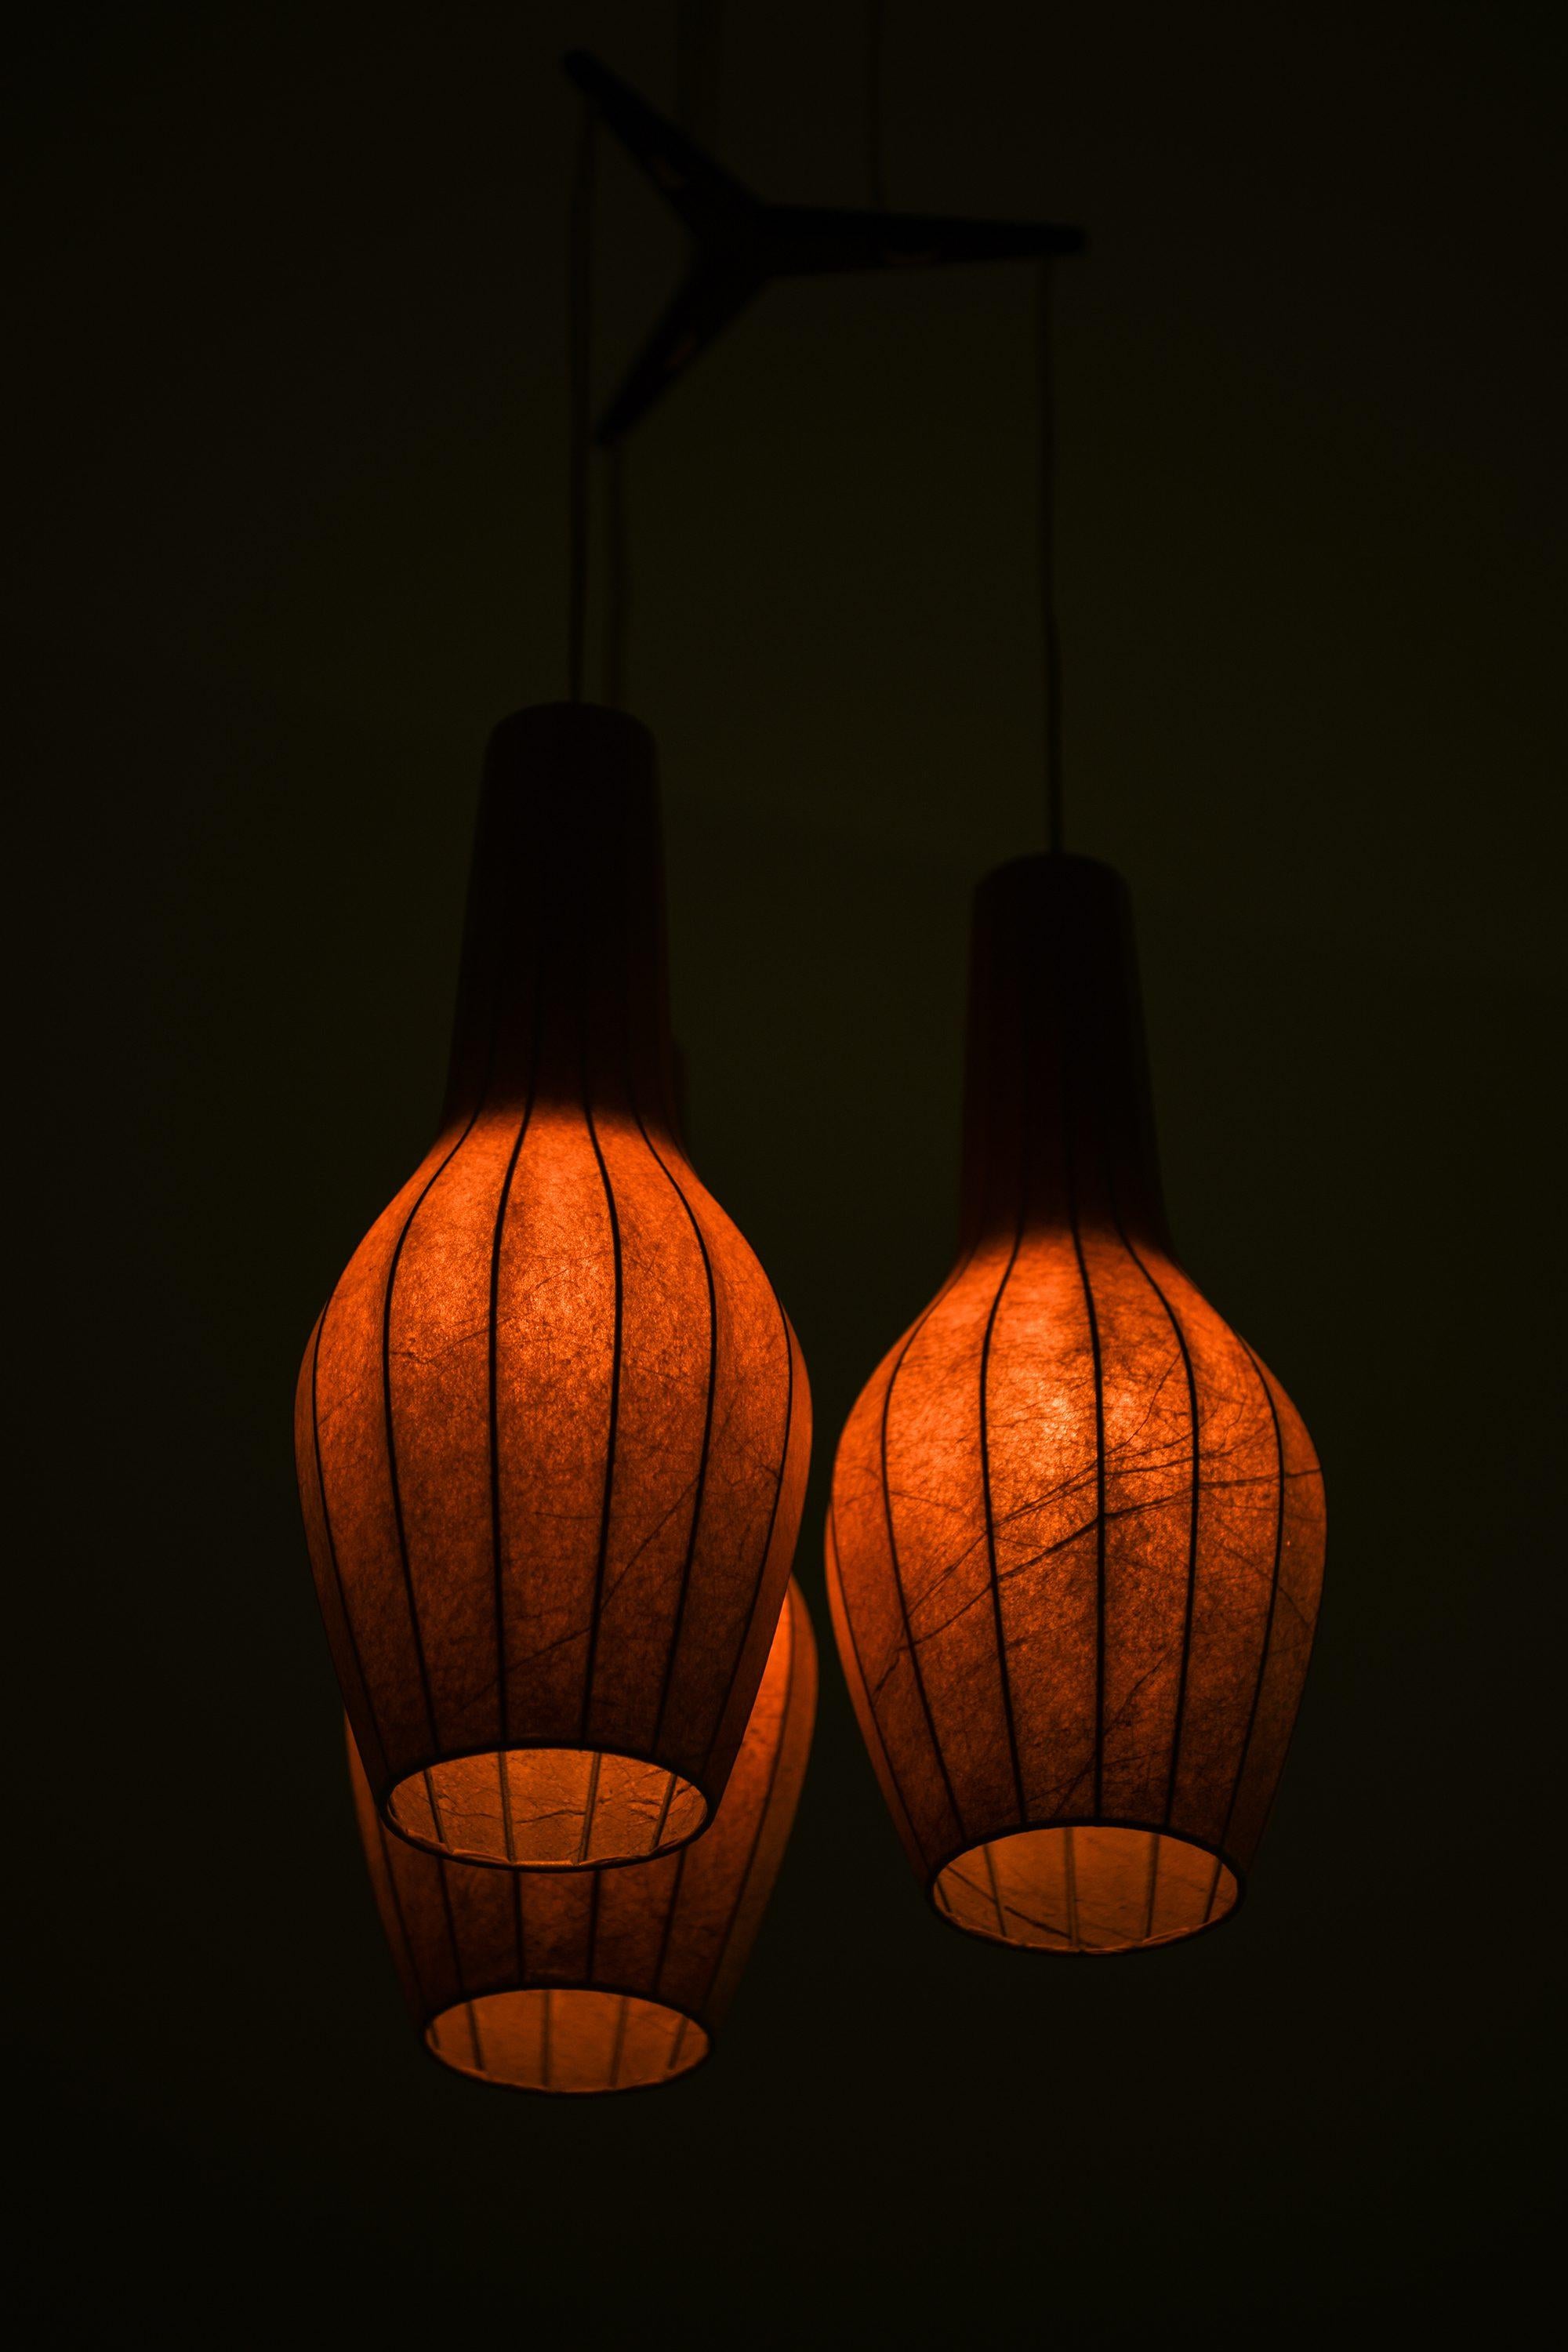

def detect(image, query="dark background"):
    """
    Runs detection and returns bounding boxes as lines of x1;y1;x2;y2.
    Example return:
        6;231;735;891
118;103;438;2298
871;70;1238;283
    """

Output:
10;2;1562;2342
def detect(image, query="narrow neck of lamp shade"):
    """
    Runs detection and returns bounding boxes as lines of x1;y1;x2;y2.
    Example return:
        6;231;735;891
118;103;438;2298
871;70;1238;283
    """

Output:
439;702;681;1133
958;853;1171;1251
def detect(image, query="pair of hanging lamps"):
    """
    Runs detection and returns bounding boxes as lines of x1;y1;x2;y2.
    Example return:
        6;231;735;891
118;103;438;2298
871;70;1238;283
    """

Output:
294;56;1326;2094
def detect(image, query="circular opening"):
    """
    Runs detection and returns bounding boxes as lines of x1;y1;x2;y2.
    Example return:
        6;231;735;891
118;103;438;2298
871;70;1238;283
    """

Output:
934;1824;1240;1954
427;1989;710;2094
387;1748;708;1868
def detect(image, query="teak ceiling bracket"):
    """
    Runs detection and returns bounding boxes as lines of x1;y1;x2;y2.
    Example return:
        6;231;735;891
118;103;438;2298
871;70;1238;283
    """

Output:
563;49;1087;443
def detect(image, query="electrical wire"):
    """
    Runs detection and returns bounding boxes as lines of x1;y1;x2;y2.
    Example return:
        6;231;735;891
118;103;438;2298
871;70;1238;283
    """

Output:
1038;260;1065;853
604;441;630;710
676;1;724;145
566;99;596;702
866;2;886;209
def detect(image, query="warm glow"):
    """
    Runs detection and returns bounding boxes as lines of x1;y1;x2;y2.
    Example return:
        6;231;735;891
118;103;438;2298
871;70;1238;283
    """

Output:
302;708;810;1869
352;1582;817;2092
827;854;1325;1951
935;1828;1240;1953
388;1749;707;1867
429;1990;710;2095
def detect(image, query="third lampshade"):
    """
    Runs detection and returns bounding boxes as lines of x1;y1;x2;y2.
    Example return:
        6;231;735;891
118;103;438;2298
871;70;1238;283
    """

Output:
827;853;1325;1954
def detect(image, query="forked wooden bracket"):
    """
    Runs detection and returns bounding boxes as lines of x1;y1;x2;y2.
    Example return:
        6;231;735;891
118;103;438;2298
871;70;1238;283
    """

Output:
563;50;1086;444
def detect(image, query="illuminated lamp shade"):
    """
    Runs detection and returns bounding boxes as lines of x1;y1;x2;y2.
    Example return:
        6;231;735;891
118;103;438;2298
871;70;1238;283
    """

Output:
827;855;1325;1954
297;705;810;1871
351;1580;816;2093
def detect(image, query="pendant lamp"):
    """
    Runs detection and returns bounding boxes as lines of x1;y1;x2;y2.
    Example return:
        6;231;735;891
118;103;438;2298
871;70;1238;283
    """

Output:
827;855;1326;1952
350;1579;816;2094
297;703;810;1871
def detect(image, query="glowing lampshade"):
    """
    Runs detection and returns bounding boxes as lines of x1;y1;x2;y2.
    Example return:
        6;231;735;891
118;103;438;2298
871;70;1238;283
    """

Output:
298;705;810;1871
827;855;1325;1953
350;1581;816;2093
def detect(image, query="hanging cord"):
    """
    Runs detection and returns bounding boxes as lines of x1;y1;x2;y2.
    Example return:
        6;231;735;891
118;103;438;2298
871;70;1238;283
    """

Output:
1037;259;1065;852
566;99;597;702
865;1;886;208
676;1;724;145
597;5;726;712
596;0;724;710
604;441;630;710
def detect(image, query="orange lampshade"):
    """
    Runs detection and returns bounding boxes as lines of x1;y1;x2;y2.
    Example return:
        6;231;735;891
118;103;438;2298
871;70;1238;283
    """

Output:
350;1581;816;2093
828;855;1325;1953
298;706;810;1871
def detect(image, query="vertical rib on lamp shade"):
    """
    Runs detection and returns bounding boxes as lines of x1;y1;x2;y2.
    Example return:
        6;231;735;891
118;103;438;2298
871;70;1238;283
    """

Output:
827;855;1325;1954
297;705;811;1873
352;1581;817;2094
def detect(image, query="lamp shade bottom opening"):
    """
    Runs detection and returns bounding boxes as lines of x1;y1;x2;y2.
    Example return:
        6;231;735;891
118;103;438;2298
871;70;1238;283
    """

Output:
427;1989;710;2093
387;1748;709;1867
935;1824;1240;1952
